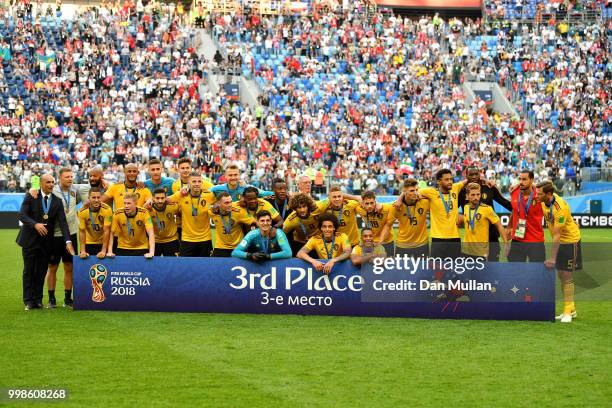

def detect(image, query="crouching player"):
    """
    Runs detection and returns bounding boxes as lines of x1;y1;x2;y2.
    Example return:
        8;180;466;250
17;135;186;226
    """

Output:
297;213;351;274
232;210;292;261
107;193;155;258
351;227;386;266
78;187;112;259
537;181;582;323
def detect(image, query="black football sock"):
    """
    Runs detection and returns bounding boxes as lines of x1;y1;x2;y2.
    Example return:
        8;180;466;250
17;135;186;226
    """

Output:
64;290;72;300
48;290;56;301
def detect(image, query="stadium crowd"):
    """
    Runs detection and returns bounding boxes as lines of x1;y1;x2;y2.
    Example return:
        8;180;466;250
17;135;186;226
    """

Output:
0;0;610;197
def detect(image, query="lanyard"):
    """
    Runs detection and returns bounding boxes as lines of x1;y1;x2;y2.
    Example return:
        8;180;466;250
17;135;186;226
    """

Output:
518;188;534;218
221;212;232;234
468;204;480;232
298;220;308;237
438;190;452;217
260;234;270;254
274;199;287;219
333;205;344;224
41;194;51;216
190;194;200;216
323;236;336;260
89;208;99;229
154;211;163;231
126;215;134;236
60;189;71;210
365;214;372;229
124;183;136;194
406;203;414;219
548;196;556;225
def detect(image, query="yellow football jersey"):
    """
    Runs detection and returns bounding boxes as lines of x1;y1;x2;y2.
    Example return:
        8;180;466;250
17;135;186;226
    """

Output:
171;177;214;194
169;191;215;242
303;233;352;260
320;199;360;246
111;207;153;250
352;244;386;257
208;206;255;249
356;203;395;244
541;194;581;243
78;203;113;245
150;203;180;243
243;199;279;220
392;199;430;248
420;182;464;239
105;183;152;210
462;204;500;257
283;210;322;243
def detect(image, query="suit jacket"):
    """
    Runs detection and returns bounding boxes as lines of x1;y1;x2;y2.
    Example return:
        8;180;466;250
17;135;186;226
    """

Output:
16;191;71;253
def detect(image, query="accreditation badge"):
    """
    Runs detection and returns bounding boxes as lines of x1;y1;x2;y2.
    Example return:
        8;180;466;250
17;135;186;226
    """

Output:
515;218;527;239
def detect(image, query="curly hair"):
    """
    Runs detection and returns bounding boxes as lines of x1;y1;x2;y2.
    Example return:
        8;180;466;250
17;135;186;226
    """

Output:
288;193;317;213
317;212;339;231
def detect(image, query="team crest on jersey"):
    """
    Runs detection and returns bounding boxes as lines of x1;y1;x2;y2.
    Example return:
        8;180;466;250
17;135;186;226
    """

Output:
136;220;144;227
343;210;350;216
166;213;173;220
200;200;207;207
451;193;457;199
333;244;339;251
482;193;488;200
418;208;424;215
476;214;482;221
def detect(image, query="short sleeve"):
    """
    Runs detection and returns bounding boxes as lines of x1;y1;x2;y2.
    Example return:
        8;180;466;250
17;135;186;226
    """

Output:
351;245;362;256
419;187;436;200
303;237;316;251
78;212;86;230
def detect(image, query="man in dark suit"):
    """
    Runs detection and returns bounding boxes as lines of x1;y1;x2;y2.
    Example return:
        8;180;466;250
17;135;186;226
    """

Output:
16;174;75;310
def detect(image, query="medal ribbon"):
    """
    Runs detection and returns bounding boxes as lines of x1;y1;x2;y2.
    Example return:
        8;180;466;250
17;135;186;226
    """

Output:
323;236;336;260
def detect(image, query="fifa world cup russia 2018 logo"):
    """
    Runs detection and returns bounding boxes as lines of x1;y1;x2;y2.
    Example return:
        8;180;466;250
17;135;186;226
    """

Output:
89;264;108;303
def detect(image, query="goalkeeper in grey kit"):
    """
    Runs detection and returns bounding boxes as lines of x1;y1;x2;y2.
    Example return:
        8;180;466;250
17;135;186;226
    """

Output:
232;210;292;261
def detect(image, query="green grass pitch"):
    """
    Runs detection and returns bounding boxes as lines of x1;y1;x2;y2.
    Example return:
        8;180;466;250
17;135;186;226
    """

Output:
0;229;610;407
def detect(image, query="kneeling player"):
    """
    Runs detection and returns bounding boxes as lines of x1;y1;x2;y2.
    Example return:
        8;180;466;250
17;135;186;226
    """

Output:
232;210;292;261
107;193;155;258
351;227;386;266
78;187;112;259
151;188;180;256
209;192;256;257
537;181;582;323
297;213;351;274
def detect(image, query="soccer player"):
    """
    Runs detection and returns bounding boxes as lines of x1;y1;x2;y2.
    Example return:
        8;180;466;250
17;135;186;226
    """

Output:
232;210;292;261
210;163;273;201
321;185;360;247
537;181;582;323
507;170;545;262
264;178;292;220
150;188;180;257
283;193;327;256
458;166;512;261
356;191;395;255
461;183;508;259
418;169;466;259
351;227;386;266
144;158;175;196
209;192;256;257
171;157;214;194
78;187;112;259
47;167;86;308
168;171;216;257
392;178;430;258
103;163;152;209
297;213;352;274
107;193;155;258
241;187;282;226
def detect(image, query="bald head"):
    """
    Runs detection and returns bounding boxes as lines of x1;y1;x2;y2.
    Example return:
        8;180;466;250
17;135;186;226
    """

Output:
89;165;104;187
124;163;139;185
40;174;55;194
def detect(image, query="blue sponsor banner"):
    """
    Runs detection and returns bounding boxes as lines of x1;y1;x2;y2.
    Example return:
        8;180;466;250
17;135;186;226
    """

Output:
74;258;555;321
